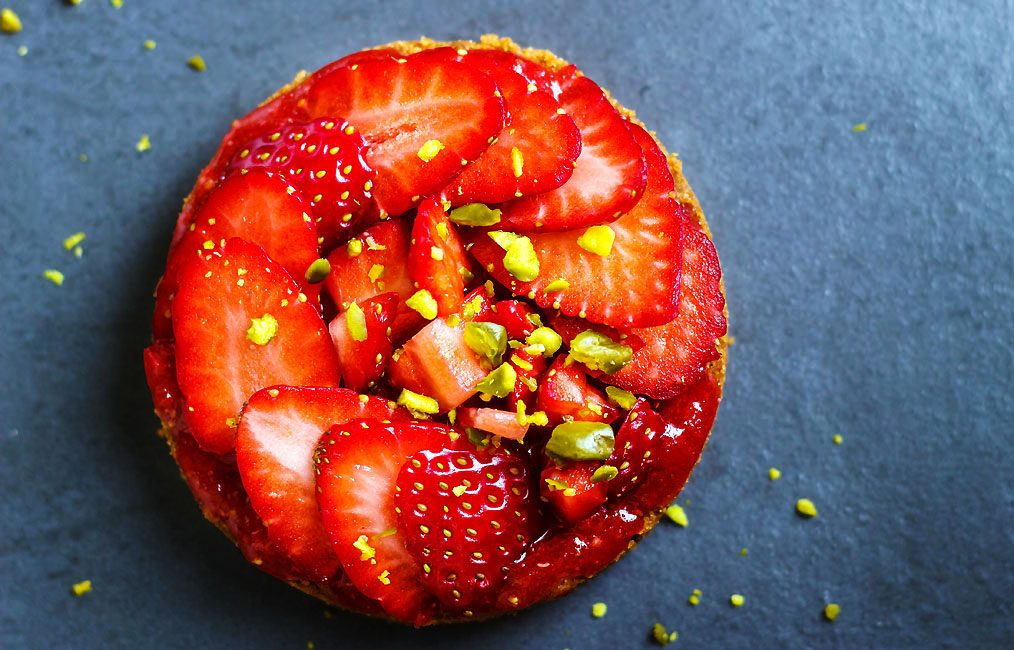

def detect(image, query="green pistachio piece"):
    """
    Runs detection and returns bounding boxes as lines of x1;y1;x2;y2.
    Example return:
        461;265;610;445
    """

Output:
568;330;633;374
396;388;440;415
591;465;619;482
488;230;520;250
304;258;331;284
605;386;637;409
450;203;502;227
545;421;616;460
346;238;364;257
577;225;615;256
466;427;491;447
525;327;563;357
406;289;438;320
345;303;368;342
544;278;570;292
503;236;539;282
245;313;278;346
475;363;517;398
463;321;508;366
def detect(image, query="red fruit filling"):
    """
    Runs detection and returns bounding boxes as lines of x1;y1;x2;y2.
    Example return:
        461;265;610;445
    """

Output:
145;41;726;625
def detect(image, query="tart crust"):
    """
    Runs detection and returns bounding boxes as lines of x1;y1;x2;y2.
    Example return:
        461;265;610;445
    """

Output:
157;34;729;623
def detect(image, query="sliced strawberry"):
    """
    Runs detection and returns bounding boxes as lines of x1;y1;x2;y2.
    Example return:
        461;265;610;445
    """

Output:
457;407;529;441
464;49;562;98
143;340;180;425
324;219;423;341
153;171;319;340
396;442;541;614
388;317;487;412
234;386;401;580
315;418;457;624
437;49;581;205
467;123;683;329
549;313;643;352
496;72;646;231
225;117;377;248
507;348;547;411
606;223;727;399
536;356;618;425
487;299;540;340
408;197;472;316
540;460;608;525
172;238;339;454
328;292;399;391
301;52;505;216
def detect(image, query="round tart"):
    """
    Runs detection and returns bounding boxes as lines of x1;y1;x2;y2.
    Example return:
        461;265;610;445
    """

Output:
143;35;728;625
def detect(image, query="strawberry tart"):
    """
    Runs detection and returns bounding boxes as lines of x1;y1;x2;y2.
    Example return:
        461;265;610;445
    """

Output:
143;35;728;625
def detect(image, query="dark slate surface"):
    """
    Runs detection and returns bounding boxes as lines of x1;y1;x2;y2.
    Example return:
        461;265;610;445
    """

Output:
1;1;1011;648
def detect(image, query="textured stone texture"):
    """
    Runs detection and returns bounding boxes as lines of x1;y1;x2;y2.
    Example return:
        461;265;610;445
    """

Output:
1;1;1011;648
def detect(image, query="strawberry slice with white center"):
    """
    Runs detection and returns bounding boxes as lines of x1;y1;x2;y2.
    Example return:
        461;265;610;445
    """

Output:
152;171;319;340
172;238;340;454
457;407;530;441
408;196;472;316
606;222;727;399
234;386;402;580
495;71;647;231
434;48;581;205
462;49;563;99
328;292;399;392
301;52;505;216
315;418;457;625
468;122;683;329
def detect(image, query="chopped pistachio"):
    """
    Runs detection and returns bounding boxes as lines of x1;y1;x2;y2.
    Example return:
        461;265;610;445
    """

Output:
246;313;279;346
590;465;618;482
397;388;440;415
461;294;486;321
740;547;749;556
63;232;86;251
463;321;508;366
449;203;501;226
16;44;26;56
417;139;444;162
136;134;151;153
377;570;391;585
71;580;92;597
509;353;533;371
823;602;841;621
796;498;818;518
143;39;156;50
730;593;745;607
510;146;524;178
304;258;331;283
591;602;607;618
406;289;438;320
345;303;368;342
503;236;539;281
651;623;676;645
367;263;385;283
567;330;633;374
476;363;517;398
1;8;22;34
832;433;843;445
346;238;363;257
544;477;574;496
577;225;615;256
488;230;520;250
665;503;688;527
42;269;65;286
187;55;207;71
525;327;562;356
768;467;782;481
543;278;570;292
688;588;702;606
352;534;376;561
852;122;868;132
605;386;637;409
546;421;615;460
467;428;491;447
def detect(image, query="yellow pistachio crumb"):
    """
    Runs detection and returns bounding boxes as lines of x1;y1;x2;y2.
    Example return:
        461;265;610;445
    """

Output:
187;54;206;71
405;289;438;320
768;467;781;481
17;44;26;56
796;498;818;518
510;146;524;178
345;303;368;342
417;139;444;162
591;602;607;618
730;593;745;607
688;588;702;606
544;278;570;292
740;547;748;556
63;232;86;251
377;570;391;585
852;122;868;132
79;153;88;163
43;269;65;286
651;622;676;645
823;602;841;621
664;503;688;527
143;39;156;50
110;0;123;7
1;8;22;33
577;225;615;256
136;134;151;153
832;433;843;445
352;534;376;561
71;580;92;597
246;313;279;346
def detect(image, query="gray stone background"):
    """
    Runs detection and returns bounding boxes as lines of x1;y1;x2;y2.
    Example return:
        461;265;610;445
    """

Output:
1;1;1011;648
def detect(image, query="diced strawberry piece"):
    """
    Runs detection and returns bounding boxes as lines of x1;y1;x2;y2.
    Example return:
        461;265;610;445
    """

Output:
396;442;541;614
606;222;727;399
487;299;540;340
153;171;320;340
172;238;340;454
536;356;618;425
507;348;547;411
315;418;458;624
328;293;399;391
301;52;505;216
435;49;581;205
607;375;721;511
324;219;423;341
457;407;529;440
143;341;180;425
496;73;647;231
234;386;401;580
408;197;472;316
467;123;683;329
225;117;377;248
540;460;608;525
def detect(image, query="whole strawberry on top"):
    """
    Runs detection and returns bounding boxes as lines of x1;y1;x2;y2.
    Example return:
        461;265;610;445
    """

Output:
144;34;728;625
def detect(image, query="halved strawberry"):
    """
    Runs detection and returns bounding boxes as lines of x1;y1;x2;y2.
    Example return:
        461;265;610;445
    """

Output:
457;407;529;440
328;292;399;391
536;356;619;425
172;238;339;454
540;460;608;525
496;72;646;231
606;223;727;399
395;442;541;614
234;386;401;580
225;117;377;248
301;52;505;216
408;197;472;316
315;418;457;624
434;48;581;205
152;171;319;340
142;340;180;425
324;219;423;341
467;123;683;329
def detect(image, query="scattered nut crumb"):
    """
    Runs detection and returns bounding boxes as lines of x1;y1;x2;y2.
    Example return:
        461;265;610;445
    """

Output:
591;602;607;618
71;579;92;596
832;434;843;445
664;503;688;527
43;269;65;286
730;593;745;607
796;498;818;518
187;54;206;71
852;122;868;132
824;602;841;621
768;467;781;481
651;622;677;645
17;44;27;56
1;8;23;34
143;39;156;50
688;588;702;606
110;0;123;8
136;134;151;153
